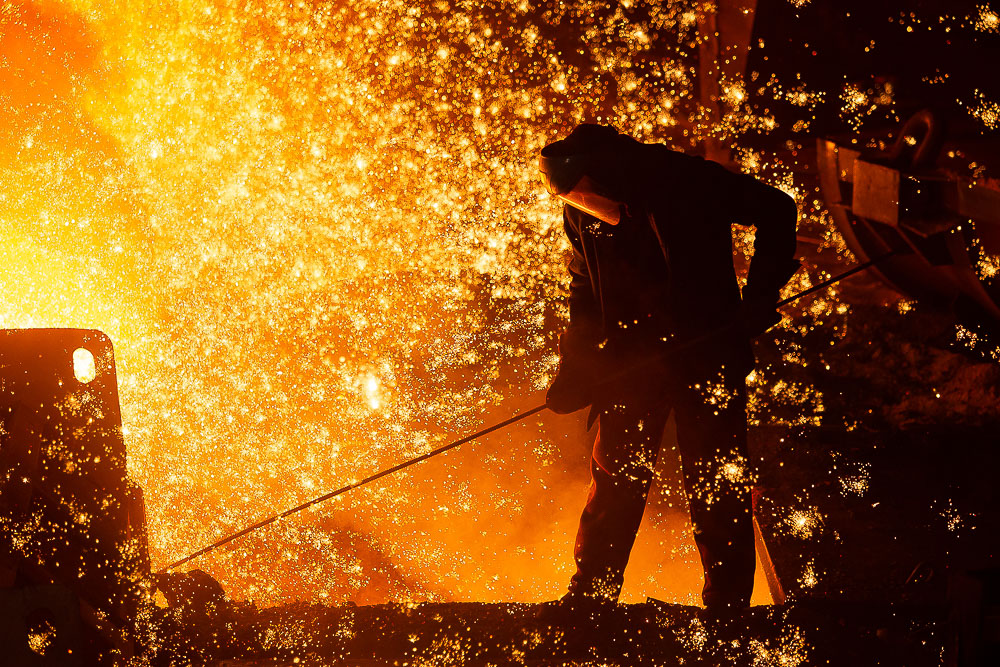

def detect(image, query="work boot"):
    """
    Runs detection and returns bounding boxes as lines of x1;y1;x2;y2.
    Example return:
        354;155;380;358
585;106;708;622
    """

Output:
535;591;617;629
697;602;747;642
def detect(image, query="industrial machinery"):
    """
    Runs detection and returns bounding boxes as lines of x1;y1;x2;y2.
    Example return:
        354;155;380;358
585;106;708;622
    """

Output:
0;329;149;665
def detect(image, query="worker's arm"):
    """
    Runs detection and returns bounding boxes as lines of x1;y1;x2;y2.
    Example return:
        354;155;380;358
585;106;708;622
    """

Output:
561;209;603;355
718;165;800;304
548;209;604;414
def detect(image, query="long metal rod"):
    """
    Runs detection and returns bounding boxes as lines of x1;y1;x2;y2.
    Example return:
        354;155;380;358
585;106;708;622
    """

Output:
598;249;903;385
160;249;899;573
776;250;898;308
160;403;548;572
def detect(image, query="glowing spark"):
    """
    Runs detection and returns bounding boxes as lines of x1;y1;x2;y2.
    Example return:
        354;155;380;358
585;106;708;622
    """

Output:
786;507;824;539
27;623;56;655
799;561;820;589
0;0;886;613
975;4;1000;32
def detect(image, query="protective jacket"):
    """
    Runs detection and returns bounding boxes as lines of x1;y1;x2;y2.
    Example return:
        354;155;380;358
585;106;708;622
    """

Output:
561;144;798;389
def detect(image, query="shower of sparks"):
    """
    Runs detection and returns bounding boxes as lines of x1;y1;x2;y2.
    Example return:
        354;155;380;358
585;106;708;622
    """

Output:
839;81;895;132
26;622;57;656
785;507;824;539
748;376;825;429
692;372;737;411
955;324;1000;362
1;0;994;637
976;3;1000;32
687;453;755;508
959;89;1000;131
978;252;1000;279
933;497;975;534
839;463;871;498
747;625;810;667
3;0;759;607
798;560;820;589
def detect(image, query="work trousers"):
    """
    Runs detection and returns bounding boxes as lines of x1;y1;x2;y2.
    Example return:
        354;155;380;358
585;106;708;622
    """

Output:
568;371;755;609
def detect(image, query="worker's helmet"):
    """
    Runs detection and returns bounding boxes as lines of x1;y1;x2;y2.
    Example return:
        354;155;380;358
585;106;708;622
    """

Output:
538;124;637;225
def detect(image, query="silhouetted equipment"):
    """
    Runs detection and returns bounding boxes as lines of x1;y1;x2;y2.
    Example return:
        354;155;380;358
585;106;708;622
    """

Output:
0;329;149;664
152;568;231;623
818;110;1000;321
947;569;1000;667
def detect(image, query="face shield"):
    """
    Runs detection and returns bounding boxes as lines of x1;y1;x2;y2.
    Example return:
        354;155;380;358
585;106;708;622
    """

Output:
538;151;625;225
555;174;625;225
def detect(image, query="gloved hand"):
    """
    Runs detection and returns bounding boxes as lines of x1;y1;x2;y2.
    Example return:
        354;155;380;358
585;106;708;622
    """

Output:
546;361;596;414
739;260;800;338
546;332;608;414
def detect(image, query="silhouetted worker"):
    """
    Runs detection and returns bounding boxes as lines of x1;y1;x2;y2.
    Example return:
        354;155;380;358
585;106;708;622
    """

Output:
538;124;799;618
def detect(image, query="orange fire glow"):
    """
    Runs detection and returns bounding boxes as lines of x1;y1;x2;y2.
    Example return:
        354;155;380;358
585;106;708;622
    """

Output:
1;0;853;611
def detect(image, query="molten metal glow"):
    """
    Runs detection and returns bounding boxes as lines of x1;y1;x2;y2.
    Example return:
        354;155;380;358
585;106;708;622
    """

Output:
4;0;966;628
3;0;754;607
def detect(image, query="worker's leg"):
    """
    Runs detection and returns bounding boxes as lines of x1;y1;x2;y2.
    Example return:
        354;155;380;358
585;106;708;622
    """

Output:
569;403;670;601
674;373;755;610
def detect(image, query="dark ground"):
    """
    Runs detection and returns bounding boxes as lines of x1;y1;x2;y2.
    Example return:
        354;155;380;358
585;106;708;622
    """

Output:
146;597;942;666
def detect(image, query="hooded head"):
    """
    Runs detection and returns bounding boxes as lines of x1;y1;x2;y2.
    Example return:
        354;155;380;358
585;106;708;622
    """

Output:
538;124;640;225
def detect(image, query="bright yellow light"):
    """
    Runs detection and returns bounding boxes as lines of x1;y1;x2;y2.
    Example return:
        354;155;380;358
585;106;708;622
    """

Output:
721;462;743;482
73;347;97;383
0;0;849;611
